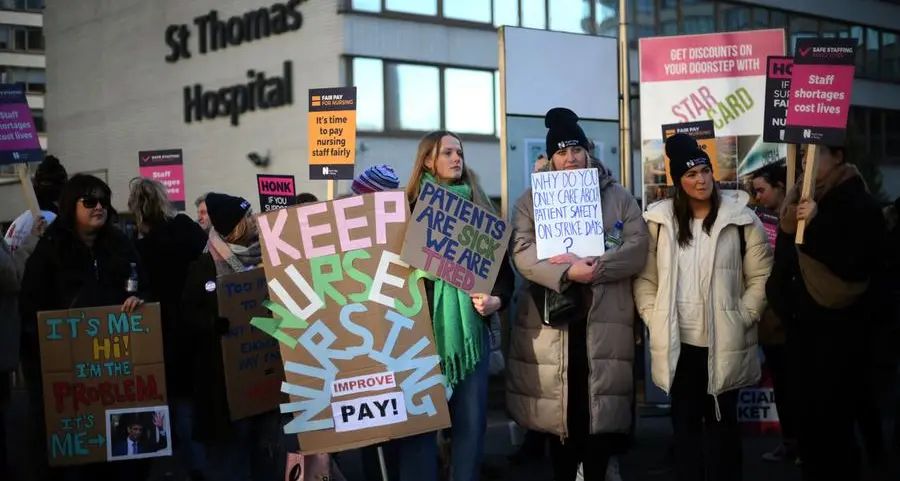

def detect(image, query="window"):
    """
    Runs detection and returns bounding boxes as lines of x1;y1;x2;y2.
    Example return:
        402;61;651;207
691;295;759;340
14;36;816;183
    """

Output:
718;3;752;32
444;69;495;135
350;57;385;131
752;8;769;28
659;0;677;35
820;21;850;39
852;26;866;73
681;0;714;34
0;67;45;93
444;0;491;23
882;32;900;82
521;0;546;29
594;0;618;37
493;0;519;27
350;0;379;13
386;63;440;131
32;108;44;133
0;0;42;10
865;28;881;78
348;57;499;135
788;16;818;55
0;25;43;52
385;0;436;16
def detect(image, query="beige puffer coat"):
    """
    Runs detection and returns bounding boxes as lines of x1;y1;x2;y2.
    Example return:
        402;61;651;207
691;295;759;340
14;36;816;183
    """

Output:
633;191;772;400
506;161;648;437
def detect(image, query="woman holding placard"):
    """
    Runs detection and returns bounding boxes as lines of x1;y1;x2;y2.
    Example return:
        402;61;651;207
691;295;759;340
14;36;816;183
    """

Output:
767;145;886;480
634;133;773;481
506;108;648;481
404;130;515;481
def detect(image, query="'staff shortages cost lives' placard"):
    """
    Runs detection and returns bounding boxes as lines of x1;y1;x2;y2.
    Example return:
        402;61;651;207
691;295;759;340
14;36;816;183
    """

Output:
308;87;356;181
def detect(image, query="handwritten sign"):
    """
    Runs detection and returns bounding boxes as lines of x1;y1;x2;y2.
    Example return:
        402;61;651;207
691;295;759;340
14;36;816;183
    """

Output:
217;268;286;421
252;191;450;453
37;303;169;466
530;168;604;259
400;182;511;294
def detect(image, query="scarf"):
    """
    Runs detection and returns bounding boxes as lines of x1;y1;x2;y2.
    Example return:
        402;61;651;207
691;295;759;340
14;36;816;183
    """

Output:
208;228;263;277
780;163;868;308
420;171;485;388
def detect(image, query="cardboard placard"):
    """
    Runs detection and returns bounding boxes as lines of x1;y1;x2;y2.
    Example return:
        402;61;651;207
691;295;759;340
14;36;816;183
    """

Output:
783;38;856;145
217;268;287;421
252;191;450;453
308;87;356;180
530;168;605;259
763;56;794;143
285;452;346;481
37;303;169;466
401;182;511;294
661;120;718;184
138;149;186;210
258;174;298;213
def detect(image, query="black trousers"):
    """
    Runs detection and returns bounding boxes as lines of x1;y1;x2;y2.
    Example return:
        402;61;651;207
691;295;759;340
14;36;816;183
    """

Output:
670;344;742;481
549;433;612;481
789;322;862;480
762;344;797;442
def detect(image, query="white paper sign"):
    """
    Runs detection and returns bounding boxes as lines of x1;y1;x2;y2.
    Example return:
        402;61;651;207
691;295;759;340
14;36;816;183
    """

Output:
531;168;605;259
331;391;408;433
331;371;397;398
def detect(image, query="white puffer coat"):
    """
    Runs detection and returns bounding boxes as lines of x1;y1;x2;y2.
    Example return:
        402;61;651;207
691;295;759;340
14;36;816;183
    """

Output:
633;191;773;399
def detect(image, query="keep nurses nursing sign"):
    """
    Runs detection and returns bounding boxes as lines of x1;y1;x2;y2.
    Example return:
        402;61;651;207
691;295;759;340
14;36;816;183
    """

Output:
639;30;785;139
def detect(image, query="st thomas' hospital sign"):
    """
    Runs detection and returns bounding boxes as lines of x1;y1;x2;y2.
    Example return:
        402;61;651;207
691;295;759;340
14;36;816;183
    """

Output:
163;0;306;126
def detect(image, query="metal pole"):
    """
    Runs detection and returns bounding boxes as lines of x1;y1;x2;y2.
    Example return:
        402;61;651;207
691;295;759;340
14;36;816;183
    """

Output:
377;445;389;481
618;0;633;192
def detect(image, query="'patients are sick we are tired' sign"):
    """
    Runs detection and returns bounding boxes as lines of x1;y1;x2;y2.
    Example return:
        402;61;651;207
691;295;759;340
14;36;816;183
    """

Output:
250;192;450;454
401;182;511;295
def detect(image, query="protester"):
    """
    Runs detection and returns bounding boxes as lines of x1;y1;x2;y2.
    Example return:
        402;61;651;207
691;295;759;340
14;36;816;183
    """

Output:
296;192;318;204
767;145;886;480
0;214;44;479
127;178;208;480
4;155;67;250
195;193;211;232
634;134;772;481
182;193;280;481
505;108;647;481
404;130;515;481
18;174;150;481
748;165;799;464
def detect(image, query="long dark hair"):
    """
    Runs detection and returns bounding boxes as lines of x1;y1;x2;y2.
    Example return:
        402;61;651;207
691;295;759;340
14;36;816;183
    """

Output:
672;183;720;248
56;174;114;235
751;163;787;190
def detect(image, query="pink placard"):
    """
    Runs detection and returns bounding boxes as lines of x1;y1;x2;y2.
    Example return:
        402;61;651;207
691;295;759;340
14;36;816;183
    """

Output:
139;164;186;204
640;29;786;83
784;64;854;130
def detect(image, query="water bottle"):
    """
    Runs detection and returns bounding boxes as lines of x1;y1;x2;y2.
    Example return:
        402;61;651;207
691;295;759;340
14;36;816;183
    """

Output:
126;262;139;293
604;220;625;250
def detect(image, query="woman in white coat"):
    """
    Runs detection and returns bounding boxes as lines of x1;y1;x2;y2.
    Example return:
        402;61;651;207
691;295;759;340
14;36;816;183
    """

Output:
633;134;773;481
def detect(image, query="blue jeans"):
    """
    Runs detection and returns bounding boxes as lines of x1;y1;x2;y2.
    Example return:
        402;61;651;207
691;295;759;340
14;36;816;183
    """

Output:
205;413;280;481
171;397;206;474
446;328;490;481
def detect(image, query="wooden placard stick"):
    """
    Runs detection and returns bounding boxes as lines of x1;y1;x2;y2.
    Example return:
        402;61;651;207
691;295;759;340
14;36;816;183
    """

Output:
794;144;818;244
786;144;797;188
15;162;40;219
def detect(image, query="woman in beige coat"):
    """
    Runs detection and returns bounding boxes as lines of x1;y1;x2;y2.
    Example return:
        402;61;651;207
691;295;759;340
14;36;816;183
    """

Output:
633;134;772;481
506;108;648;481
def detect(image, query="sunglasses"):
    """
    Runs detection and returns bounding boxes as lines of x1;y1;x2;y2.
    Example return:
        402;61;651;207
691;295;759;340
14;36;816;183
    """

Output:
79;196;110;209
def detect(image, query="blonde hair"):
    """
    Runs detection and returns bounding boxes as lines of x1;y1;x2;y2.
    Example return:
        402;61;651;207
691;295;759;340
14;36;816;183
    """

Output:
225;211;256;245
127;177;176;229
404;130;495;212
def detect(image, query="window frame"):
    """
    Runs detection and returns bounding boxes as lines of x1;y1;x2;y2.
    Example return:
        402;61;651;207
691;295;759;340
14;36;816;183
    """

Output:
346;55;500;139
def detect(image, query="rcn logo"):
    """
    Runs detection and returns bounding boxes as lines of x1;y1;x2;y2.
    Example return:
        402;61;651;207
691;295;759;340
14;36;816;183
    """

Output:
802;129;812;139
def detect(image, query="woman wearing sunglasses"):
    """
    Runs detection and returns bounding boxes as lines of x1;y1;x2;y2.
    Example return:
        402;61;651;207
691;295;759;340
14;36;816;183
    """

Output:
19;174;151;481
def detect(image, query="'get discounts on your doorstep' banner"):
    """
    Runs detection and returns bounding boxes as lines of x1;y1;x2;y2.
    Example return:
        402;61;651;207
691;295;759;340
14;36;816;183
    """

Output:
639;29;786;205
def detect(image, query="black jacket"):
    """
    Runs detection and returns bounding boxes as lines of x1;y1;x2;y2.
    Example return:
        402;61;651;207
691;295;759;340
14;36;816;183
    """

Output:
136;214;207;398
766;174;885;329
19;222;148;362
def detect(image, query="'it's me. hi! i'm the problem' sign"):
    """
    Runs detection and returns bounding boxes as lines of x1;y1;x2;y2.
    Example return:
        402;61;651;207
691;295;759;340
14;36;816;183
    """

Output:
251;192;450;454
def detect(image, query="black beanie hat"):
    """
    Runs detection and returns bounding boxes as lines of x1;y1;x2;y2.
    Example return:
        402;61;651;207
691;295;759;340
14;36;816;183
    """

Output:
545;108;590;159
665;133;712;183
33;155;68;207
205;192;251;236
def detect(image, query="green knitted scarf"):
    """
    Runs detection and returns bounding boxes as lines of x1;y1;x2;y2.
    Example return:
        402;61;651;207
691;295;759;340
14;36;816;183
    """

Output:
420;172;484;388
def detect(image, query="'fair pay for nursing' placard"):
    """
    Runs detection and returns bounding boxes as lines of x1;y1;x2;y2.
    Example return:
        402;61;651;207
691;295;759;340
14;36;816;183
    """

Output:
531;168;604;260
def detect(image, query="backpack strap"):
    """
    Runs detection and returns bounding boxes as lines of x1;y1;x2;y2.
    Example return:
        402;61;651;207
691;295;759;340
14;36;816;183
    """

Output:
739;224;747;260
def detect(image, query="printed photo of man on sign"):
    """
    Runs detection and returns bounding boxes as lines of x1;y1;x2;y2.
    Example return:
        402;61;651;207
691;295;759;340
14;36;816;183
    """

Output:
251;191;451;453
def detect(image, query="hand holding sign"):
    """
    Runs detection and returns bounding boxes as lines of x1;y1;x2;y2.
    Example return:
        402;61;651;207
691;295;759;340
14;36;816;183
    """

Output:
796;198;817;222
470;293;501;317
565;258;597;284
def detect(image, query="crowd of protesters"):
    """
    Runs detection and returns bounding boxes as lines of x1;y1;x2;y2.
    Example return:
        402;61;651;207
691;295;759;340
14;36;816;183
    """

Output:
0;106;898;481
